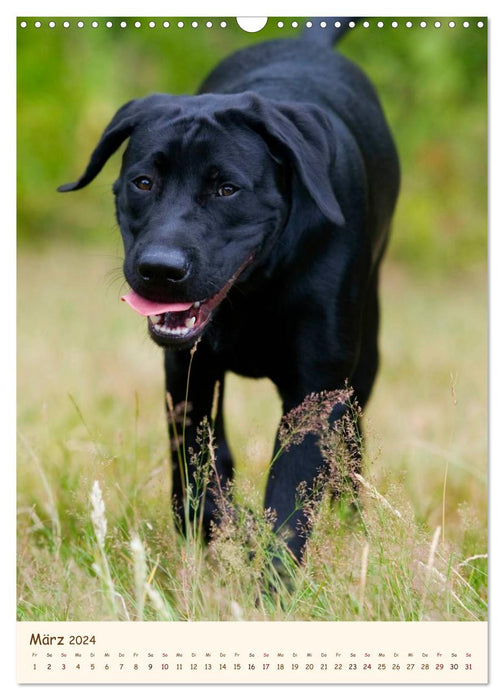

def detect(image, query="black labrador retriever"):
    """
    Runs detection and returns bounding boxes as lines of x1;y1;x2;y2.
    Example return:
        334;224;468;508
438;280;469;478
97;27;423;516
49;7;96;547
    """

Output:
59;20;400;560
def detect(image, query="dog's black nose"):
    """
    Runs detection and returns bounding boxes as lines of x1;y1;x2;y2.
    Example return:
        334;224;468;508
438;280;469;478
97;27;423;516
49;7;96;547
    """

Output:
138;249;190;284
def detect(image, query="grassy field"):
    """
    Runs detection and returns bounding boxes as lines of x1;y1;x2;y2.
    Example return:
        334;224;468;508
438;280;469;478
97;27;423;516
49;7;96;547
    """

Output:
17;244;487;621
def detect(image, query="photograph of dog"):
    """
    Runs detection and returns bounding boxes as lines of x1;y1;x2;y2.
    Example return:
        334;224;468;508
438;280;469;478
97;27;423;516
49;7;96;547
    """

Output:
18;17;487;620
58;20;400;561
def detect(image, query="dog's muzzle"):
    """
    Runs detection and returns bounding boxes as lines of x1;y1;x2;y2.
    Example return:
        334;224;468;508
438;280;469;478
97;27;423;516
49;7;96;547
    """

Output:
121;255;253;347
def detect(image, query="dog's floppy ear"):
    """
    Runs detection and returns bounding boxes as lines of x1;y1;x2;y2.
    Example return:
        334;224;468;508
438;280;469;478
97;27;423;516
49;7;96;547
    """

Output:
57;99;141;192
233;94;345;227
58;95;180;193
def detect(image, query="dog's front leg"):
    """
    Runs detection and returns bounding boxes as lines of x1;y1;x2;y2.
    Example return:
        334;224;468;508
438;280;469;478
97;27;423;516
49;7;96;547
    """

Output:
264;400;353;561
164;346;233;540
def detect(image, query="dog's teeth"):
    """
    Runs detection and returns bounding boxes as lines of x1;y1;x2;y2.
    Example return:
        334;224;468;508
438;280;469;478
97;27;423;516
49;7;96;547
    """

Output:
153;323;190;337
193;302;201;309
185;316;196;329
150;314;163;324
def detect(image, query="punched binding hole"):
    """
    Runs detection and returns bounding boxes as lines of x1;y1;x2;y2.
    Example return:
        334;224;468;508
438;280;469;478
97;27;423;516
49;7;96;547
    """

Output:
237;17;268;32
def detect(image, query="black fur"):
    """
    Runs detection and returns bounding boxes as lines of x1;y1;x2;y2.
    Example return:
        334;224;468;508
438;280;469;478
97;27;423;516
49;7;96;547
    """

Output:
59;23;400;559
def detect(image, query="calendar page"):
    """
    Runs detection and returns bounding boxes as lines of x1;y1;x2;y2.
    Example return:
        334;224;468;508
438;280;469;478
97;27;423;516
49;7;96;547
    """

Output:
16;11;488;686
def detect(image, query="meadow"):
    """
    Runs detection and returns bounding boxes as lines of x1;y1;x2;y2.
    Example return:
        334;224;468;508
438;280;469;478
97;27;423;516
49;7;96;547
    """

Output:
17;17;487;621
17;247;487;621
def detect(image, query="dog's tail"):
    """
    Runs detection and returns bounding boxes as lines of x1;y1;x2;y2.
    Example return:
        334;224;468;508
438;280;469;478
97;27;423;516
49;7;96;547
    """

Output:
300;17;361;46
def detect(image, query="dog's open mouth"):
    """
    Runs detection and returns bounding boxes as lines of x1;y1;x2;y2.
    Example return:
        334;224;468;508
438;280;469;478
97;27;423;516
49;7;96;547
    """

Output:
148;299;207;341
121;256;252;346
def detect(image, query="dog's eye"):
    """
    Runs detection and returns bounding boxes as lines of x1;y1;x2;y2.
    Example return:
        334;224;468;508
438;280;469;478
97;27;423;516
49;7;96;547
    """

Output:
133;176;153;191
217;184;239;197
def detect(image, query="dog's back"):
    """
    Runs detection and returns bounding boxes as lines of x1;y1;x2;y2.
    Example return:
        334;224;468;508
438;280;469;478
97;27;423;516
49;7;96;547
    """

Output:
200;27;400;264
200;32;376;106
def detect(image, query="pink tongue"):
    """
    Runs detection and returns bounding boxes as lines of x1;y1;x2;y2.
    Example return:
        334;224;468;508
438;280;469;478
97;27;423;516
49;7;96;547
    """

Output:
121;290;193;316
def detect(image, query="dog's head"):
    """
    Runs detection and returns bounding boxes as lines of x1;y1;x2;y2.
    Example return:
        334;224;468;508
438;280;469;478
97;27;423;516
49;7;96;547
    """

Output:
59;92;345;348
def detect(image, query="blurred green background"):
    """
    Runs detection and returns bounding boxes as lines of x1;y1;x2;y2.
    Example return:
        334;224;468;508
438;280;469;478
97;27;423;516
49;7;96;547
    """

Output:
17;17;487;274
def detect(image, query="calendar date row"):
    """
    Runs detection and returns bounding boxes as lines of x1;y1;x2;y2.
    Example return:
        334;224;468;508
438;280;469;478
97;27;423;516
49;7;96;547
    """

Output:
33;661;474;672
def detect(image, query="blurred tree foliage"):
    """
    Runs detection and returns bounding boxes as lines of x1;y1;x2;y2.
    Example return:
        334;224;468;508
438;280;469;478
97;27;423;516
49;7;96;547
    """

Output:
17;17;487;273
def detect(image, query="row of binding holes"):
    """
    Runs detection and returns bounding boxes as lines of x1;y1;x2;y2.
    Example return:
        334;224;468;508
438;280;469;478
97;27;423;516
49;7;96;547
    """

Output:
19;19;486;29
300;19;485;29
19;20;229;29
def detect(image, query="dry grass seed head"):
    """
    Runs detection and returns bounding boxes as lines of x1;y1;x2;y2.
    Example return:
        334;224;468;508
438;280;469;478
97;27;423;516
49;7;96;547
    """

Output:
278;388;354;451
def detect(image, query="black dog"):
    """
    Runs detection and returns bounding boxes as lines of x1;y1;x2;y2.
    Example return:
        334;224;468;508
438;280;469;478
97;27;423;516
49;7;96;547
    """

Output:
59;20;400;560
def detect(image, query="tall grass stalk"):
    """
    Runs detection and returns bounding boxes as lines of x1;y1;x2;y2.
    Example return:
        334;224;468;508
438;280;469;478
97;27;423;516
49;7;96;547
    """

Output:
68;393;106;462
353;473;404;520
166;391;185;499
442;462;449;544
90;480;124;619
358;541;370;614
130;533;146;620
420;525;441;619
18;433;61;554
130;535;179;621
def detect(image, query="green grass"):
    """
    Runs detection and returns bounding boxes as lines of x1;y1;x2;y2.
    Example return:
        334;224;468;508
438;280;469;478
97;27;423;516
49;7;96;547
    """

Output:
17;244;487;621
